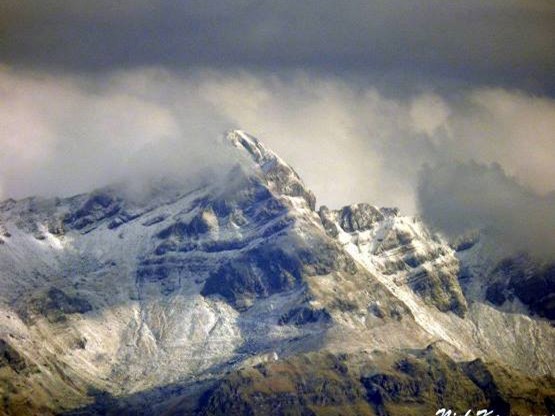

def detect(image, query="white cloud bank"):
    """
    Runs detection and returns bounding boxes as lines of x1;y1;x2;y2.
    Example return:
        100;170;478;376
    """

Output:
1;66;554;258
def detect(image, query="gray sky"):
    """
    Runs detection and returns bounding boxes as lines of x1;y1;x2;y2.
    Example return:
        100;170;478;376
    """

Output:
2;0;554;92
1;1;554;257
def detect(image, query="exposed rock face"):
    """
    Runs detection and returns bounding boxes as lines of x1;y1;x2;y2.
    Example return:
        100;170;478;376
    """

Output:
319;205;468;317
0;339;27;373
226;130;317;210
0;130;553;415
486;257;555;320
21;287;93;324
455;239;555;321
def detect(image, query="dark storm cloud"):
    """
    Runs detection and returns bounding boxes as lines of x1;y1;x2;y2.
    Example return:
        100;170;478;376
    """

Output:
417;162;555;260
2;0;554;91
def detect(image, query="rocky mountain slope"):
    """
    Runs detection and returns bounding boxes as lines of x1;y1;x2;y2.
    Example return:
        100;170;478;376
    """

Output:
198;345;554;416
0;131;553;415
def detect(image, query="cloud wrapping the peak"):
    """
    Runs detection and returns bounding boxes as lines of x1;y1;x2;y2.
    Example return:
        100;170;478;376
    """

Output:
417;162;555;260
1;67;554;254
0;68;234;199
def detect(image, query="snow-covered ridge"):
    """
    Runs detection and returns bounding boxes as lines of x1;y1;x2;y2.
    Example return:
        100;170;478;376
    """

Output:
225;129;316;210
319;204;467;315
0;130;553;414
318;202;553;374
226;129;278;166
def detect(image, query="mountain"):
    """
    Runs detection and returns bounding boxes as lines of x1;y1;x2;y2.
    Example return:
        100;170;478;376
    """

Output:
0;130;553;415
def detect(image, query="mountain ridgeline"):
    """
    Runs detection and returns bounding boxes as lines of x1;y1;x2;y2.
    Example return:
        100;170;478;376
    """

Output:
0;131;553;415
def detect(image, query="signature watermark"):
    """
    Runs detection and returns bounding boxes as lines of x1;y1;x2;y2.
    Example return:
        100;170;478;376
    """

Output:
436;410;497;416
436;409;554;416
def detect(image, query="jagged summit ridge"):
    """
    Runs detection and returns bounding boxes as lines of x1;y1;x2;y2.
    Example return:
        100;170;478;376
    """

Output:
225;129;316;210
225;129;278;166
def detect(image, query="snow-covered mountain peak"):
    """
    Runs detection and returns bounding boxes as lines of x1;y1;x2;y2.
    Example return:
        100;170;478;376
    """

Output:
224;130;316;210
225;129;277;166
0;130;553;415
